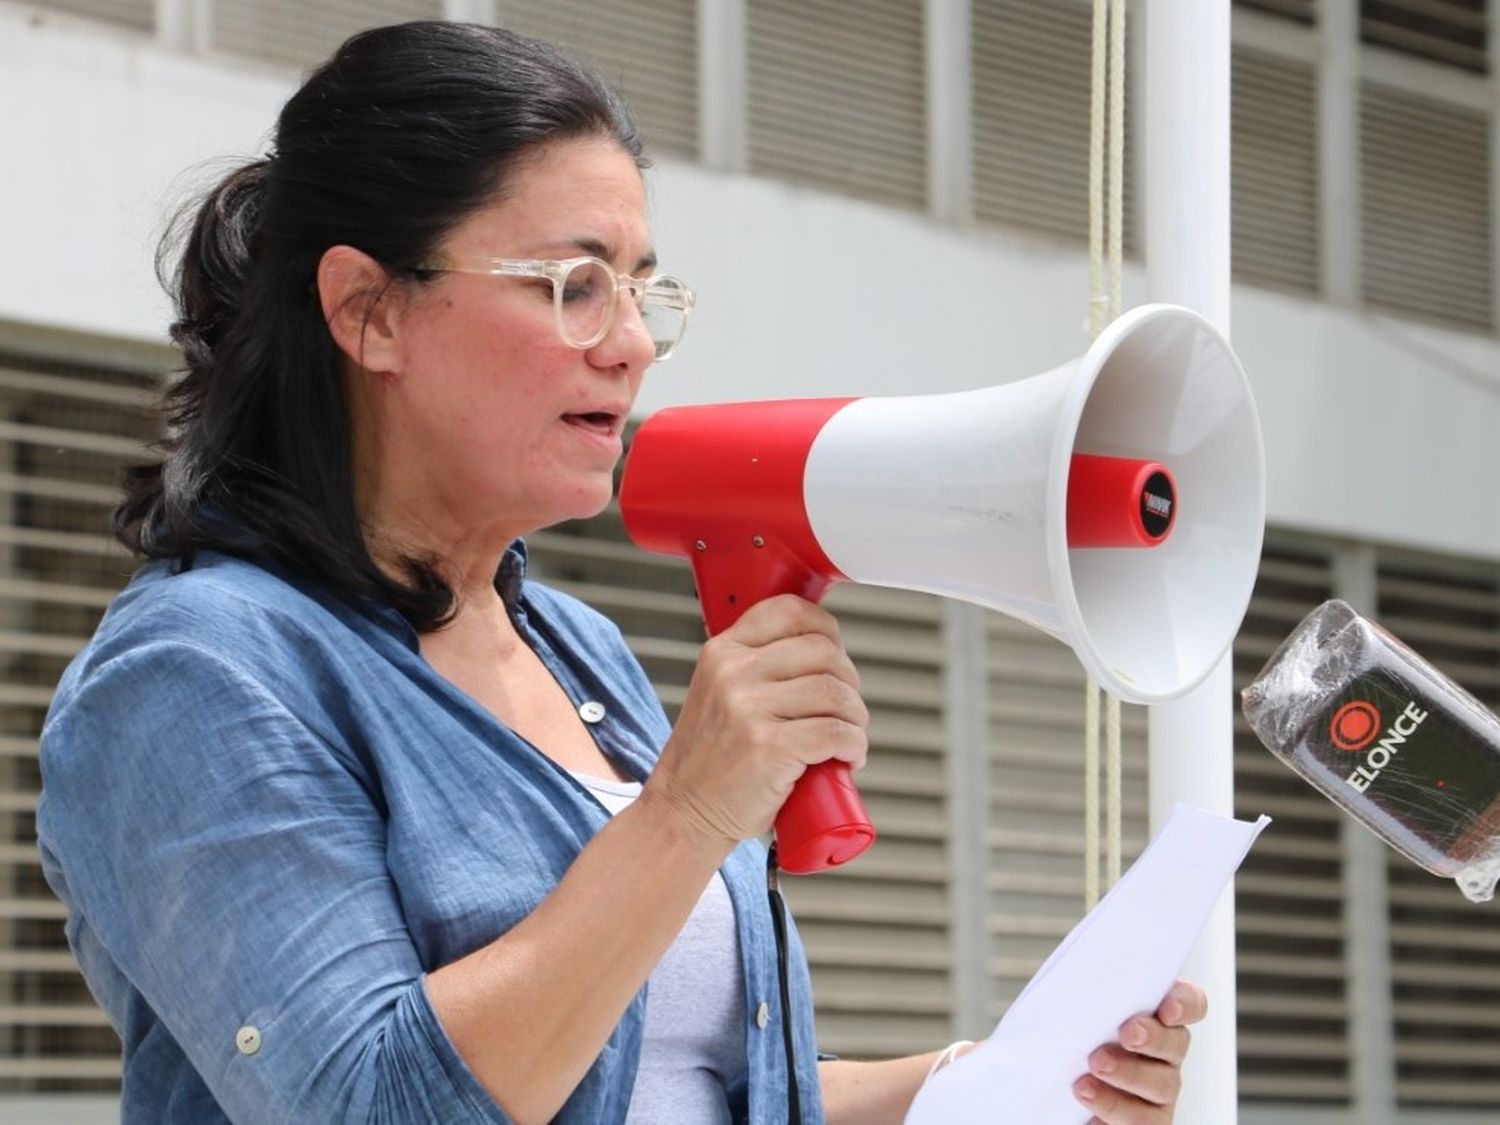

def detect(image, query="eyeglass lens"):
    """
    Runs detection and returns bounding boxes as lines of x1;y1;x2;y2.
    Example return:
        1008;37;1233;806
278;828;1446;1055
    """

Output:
559;260;689;359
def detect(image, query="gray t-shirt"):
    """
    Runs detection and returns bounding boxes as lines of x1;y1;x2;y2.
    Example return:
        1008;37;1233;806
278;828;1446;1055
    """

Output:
573;773;749;1124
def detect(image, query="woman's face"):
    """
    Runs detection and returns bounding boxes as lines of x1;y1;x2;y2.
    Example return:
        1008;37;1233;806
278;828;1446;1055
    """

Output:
369;135;658;545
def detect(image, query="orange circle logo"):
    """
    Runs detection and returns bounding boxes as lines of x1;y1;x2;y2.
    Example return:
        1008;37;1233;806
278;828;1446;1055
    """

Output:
1330;701;1381;751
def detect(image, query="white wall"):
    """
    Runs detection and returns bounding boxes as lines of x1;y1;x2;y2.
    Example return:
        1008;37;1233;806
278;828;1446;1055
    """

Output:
6;3;1500;565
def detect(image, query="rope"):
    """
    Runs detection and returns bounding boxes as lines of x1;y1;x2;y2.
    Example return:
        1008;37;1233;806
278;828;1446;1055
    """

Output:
1088;0;1108;341
1105;0;1127;893
1085;0;1127;908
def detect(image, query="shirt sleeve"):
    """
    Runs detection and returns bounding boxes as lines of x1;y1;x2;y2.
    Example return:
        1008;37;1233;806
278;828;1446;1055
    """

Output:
39;638;511;1123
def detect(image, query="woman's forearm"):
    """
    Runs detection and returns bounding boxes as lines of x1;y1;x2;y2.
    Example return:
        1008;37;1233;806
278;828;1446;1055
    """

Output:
819;1052;947;1125
425;788;730;1124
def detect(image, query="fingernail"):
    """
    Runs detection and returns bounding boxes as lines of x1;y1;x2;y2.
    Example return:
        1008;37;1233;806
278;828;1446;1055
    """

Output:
1162;999;1183;1023
1122;1020;1148;1047
1089;1049;1115;1075
1074;1077;1099;1103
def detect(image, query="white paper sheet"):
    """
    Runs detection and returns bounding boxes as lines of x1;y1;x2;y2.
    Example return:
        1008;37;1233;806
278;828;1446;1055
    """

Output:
905;802;1271;1124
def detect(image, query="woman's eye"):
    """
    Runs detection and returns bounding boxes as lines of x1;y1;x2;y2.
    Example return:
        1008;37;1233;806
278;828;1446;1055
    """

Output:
560;262;611;304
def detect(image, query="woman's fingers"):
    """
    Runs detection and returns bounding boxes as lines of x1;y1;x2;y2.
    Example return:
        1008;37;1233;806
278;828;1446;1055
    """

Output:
763;669;868;723
1084;1041;1184;1103
721;593;844;649
757;632;862;690
1156;979;1208;1028
1073;1068;1175;1124
1112;1015;1192;1066
1070;981;1207;1121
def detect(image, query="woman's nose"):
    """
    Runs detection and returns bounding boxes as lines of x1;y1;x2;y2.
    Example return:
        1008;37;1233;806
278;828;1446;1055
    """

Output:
589;296;657;374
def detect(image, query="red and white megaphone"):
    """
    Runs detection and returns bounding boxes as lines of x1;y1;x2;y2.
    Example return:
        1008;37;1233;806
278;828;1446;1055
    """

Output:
619;303;1265;874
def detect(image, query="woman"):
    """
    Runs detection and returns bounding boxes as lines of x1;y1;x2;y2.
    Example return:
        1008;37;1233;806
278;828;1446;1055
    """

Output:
37;21;1203;1124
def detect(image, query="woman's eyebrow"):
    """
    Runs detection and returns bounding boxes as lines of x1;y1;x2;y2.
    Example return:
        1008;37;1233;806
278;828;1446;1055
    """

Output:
569;236;658;273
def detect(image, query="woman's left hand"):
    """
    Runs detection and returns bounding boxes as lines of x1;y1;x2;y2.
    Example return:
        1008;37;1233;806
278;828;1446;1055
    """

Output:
1071;979;1208;1123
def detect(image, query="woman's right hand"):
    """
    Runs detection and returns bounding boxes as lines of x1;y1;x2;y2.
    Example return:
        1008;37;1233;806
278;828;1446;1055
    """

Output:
643;594;870;852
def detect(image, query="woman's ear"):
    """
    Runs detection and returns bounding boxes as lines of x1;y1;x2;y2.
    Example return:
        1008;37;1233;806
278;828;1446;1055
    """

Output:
317;245;408;376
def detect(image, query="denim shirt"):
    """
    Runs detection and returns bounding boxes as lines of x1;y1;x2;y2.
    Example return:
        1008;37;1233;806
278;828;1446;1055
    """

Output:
36;547;824;1124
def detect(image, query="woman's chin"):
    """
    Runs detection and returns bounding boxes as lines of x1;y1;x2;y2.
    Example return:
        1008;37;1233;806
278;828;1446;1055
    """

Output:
551;481;617;526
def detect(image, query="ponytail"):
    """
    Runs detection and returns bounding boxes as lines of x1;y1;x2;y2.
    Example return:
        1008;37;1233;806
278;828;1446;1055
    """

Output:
161;158;269;375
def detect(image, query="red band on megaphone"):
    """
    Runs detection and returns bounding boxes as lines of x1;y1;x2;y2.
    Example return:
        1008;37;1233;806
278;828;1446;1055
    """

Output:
1067;454;1177;548
620;398;855;634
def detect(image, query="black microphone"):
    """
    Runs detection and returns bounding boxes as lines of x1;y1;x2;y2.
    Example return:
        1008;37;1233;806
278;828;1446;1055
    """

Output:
1242;599;1500;903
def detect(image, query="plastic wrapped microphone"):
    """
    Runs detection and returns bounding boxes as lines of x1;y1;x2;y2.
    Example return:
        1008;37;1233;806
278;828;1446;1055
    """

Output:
1242;599;1500;903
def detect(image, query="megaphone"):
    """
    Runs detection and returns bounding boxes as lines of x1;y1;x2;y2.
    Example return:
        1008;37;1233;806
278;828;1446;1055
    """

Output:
619;303;1266;874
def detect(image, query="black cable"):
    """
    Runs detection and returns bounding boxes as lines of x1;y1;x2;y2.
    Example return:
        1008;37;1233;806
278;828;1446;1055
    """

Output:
766;843;803;1125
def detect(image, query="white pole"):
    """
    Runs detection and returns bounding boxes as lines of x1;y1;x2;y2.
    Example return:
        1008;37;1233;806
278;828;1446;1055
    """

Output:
697;0;748;174
1143;2;1241;1123
925;0;972;225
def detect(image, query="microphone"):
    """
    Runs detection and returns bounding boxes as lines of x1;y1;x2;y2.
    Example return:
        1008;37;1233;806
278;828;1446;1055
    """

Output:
1242;599;1500;903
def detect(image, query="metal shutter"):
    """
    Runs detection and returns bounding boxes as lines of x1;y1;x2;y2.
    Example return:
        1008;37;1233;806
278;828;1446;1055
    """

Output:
498;0;699;160
209;1;442;72
527;510;955;1058
1361;0;1489;74
1232;537;1349;1103
0;347;163;1091
745;0;928;212
784;584;951;1057
986;616;1150;1014
1232;47;1320;295
1235;0;1317;23
27;1;153;32
1375;553;1500;1111
1360;81;1493;333
972;0;1139;254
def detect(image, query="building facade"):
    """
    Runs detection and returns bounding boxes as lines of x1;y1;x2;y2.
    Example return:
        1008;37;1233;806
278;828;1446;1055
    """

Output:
2;1;1498;1122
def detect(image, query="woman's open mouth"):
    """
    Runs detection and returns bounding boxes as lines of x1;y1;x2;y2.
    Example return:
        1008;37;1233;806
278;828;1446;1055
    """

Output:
562;411;620;437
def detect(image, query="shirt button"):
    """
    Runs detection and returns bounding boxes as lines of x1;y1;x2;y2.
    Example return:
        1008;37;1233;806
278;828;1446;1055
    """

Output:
235;1025;262;1056
755;1001;771;1029
579;701;606;724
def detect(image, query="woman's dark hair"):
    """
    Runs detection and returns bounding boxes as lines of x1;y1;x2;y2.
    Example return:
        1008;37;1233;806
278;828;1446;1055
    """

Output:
117;21;646;630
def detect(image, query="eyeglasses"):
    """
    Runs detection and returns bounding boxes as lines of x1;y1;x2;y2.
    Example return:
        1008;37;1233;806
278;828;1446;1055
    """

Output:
414;256;696;361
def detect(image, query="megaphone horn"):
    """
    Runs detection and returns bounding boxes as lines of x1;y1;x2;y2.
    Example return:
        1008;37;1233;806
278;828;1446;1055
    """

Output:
619;303;1266;874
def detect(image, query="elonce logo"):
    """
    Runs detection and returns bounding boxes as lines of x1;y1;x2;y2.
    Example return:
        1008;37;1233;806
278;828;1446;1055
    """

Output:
1330;700;1381;751
1344;700;1430;794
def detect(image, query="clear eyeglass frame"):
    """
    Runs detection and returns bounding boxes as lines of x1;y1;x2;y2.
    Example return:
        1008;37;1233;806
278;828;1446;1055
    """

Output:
414;255;697;361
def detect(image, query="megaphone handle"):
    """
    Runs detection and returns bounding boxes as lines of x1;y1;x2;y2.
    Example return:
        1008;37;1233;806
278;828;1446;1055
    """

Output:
689;548;877;875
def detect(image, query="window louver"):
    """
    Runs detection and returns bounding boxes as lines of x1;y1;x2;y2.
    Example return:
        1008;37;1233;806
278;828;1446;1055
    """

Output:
985;616;1150;1021
972;0;1138;254
1375;556;1500;1110
1233;540;1348;1103
27;1;153;32
0;351;163;1091
1235;0;1318;23
1361;0;1489;74
1233;48;1320;295
209;1;441;72
1360;81;1493;333
745;0;927;212
497;0;699;160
